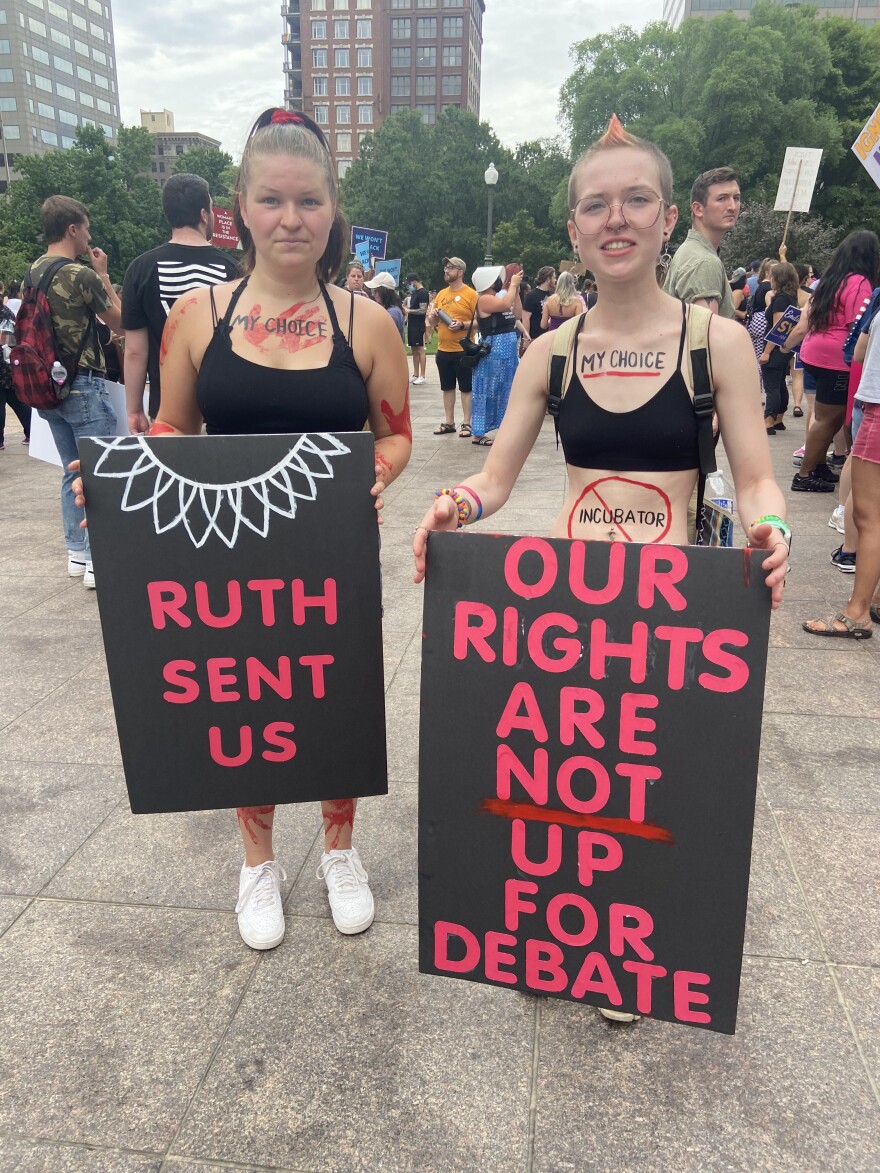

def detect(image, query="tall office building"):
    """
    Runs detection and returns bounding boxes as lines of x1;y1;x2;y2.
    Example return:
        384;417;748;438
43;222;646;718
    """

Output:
0;0;121;190
282;0;485;179
663;0;878;30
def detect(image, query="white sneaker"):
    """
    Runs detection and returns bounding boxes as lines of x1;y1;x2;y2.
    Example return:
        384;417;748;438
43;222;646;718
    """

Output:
67;552;86;577
828;506;845;534
83;563;96;589
235;859;287;950
317;847;374;935
415;376;426;385
410;375;418;383
598;1007;641;1023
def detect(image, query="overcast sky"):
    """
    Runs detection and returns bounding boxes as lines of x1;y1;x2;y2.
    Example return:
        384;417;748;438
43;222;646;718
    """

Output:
113;0;662;160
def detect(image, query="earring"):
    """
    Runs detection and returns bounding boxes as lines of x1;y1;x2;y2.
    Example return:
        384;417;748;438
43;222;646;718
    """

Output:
656;249;673;280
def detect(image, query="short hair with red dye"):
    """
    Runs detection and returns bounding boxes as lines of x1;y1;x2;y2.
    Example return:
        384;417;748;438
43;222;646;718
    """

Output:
568;114;674;211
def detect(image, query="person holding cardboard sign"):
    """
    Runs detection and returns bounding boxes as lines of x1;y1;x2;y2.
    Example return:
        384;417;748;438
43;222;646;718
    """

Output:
413;118;789;1018
77;108;411;950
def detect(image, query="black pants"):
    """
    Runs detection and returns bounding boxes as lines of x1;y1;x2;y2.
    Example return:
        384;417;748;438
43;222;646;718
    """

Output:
763;361;789;421
0;384;31;443
435;350;473;394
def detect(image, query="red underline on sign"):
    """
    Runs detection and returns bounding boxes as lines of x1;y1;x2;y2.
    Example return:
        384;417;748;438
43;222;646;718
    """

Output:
580;371;661;378
480;797;675;844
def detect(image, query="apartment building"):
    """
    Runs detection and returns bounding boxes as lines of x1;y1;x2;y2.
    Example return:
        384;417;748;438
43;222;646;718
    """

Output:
140;108;221;188
663;0;878;30
0;0;120;190
282;0;485;179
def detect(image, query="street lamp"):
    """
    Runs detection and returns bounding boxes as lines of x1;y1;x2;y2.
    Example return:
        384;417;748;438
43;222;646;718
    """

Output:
484;161;498;263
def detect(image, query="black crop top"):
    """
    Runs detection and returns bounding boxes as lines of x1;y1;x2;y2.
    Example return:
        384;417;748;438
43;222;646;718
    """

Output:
195;279;370;436
558;300;701;473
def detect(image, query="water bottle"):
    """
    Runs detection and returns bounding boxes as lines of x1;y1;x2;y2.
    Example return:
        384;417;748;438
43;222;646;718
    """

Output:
436;309;455;327
50;360;67;385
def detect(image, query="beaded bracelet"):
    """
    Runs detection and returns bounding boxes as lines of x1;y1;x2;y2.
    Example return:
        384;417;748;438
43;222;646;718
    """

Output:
454;484;483;522
435;487;470;528
751;514;792;543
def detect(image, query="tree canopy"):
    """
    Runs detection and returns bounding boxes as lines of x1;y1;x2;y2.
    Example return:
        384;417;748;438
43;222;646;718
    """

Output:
340;108;571;286
172;145;235;201
560;4;880;254
0;125;165;283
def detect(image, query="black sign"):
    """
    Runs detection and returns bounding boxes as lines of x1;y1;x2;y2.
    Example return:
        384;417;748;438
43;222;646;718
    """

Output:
419;534;771;1034
79;433;386;814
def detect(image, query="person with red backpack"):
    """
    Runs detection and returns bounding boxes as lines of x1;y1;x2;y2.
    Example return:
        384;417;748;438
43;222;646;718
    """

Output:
22;196;121;588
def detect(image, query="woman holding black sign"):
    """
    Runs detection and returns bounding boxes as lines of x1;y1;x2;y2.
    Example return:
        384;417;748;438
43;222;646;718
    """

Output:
412;117;789;1017
79;109;411;950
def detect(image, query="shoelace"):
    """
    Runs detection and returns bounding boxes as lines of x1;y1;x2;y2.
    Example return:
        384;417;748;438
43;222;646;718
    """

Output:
317;852;368;893
235;861;287;914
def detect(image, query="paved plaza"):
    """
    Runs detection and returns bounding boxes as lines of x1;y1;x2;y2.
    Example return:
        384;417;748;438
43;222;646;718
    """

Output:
0;362;878;1172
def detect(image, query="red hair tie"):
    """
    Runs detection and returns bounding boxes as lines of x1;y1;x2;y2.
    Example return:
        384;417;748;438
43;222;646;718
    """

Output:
270;109;303;126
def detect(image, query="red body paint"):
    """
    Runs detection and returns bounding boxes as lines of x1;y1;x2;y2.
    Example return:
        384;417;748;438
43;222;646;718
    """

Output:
158;294;197;365
567;476;672;543
380;395;413;443
236;805;275;844
481;796;674;844
148;421;177;436
242;302;327;354
375;451;393;477
322;798;354;849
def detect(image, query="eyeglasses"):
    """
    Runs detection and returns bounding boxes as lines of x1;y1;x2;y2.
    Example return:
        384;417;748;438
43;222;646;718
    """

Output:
571;192;665;235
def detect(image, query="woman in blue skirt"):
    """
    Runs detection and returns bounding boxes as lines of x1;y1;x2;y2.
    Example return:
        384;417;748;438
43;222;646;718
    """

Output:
470;264;523;446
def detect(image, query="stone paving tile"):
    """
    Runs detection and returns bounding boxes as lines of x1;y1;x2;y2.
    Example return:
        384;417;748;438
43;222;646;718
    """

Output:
171;921;532;1173
0;660;122;765
762;648;880;718
0;900;256;1151
776;810;880;966
0;895;30;935
0;574;72;622
742;799;822;961
0;1138;163;1172
835;965;880;1082
43;801;321;910
0;759;124;894
759;713;880;814
532;957;879;1172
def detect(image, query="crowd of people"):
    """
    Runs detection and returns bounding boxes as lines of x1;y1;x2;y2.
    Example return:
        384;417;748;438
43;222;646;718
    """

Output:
0;106;876;1027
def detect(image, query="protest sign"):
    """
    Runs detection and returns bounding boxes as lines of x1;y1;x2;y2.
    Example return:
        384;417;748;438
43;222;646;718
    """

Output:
211;208;240;250
374;258;402;286
79;432;386;814
354;241;371;269
29;382;143;467
765;304;801;347
419;534;771;1034
773;147;823;213
852;100;880;191
351;225;388;262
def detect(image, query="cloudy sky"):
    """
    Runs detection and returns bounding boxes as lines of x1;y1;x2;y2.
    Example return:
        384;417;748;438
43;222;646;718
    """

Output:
113;0;662;159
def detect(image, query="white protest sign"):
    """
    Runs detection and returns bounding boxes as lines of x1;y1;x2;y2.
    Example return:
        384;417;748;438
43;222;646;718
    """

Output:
29;382;145;467
852;100;880;191
773;147;823;213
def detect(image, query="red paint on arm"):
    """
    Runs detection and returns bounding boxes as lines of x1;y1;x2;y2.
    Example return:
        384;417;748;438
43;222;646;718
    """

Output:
236;806;275;844
159;294;198;366
381;394;412;443
375;451;393;477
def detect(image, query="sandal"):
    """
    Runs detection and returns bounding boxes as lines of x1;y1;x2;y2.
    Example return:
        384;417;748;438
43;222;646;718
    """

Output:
458;423;472;438
793;407;804;417
870;605;880;625
802;612;872;640
433;422;456;435
472;436;493;446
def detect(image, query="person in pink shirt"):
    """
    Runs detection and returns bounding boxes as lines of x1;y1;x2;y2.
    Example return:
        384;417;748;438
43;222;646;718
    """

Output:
786;231;880;492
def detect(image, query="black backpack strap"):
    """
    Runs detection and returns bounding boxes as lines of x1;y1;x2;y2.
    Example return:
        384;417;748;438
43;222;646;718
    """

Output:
547;311;586;420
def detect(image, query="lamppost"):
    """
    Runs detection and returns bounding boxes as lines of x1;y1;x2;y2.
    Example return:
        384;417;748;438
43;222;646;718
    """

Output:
484;161;498;263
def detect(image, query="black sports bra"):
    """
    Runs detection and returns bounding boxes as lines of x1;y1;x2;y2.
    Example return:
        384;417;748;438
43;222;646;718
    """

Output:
195;279;370;436
558;300;701;473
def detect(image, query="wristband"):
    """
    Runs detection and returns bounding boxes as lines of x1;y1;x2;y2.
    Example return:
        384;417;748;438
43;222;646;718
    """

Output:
751;515;791;543
454;484;482;522
435;487;470;528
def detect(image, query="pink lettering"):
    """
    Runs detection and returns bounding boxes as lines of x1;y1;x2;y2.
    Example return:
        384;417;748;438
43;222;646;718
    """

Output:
571;950;623;1004
614;762;662;822
588;620;648;683
568;540;625;604
246;578;284;625
194;580;242;629
504;537;558;599
673;970;712;1024
525;938;567;992
291;578;337;625
503;878;539;931
147;580;190;629
261;721;297;763
485;931;519;985
496;744;549;804
496;681;548;742
637;546;688;611
546;892;599;947
298;653;334;698
206;656;241;702
654;626;703;689
162;659;198;703
618;693;658;755
434;921;481;973
608;903;655;961
559;687;605;749
557;756;610;814
526;612;581;673
208;724;253;767
453;600;497;662
510;819;562;877
577;831;624;886
699;629;750;693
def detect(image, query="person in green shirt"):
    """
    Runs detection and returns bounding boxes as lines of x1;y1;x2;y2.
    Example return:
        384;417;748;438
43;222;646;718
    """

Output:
664;167;741;318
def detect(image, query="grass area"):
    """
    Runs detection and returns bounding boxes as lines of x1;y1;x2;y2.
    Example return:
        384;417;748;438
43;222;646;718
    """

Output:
406;335;439;356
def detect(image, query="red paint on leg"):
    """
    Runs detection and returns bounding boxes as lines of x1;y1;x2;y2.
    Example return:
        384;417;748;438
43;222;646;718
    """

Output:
322;798;355;849
237;805;275;844
381;395;413;443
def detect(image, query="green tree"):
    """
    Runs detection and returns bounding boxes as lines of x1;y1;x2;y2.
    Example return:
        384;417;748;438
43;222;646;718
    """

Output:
720;201;840;271
0;125;165;283
490;210;566;276
172;145;235;199
558;5;877;242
